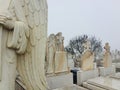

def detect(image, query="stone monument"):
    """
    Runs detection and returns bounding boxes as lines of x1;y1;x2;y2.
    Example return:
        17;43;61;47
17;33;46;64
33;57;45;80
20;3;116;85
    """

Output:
46;34;56;74
55;32;64;51
99;43;115;76
0;0;48;90
81;39;94;71
46;32;72;89
77;39;99;85
103;42;112;67
46;32;68;75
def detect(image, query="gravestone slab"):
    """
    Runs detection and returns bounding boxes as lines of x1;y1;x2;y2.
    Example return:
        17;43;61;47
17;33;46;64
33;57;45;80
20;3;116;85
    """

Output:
55;51;68;73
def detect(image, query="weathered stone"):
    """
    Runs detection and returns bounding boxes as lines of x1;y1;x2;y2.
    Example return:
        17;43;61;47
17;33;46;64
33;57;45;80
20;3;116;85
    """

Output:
99;66;116;76
55;51;68;73
47;73;73;90
103;42;112;67
0;0;48;90
86;77;120;90
51;85;88;90
77;69;99;85
81;40;94;71
55;32;64;51
46;33;68;75
81;51;94;71
46;34;56;74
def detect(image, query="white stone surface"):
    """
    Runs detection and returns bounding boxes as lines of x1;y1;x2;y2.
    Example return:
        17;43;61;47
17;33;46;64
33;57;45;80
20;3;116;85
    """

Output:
0;0;48;90
46;34;56;74
46;33;68;75
51;85;88;90
99;66;116;76
55;32;64;51
83;82;106;90
87;77;120;90
103;43;112;67
77;69;99;85
109;73;120;79
81;40;94;71
47;73;73;90
113;63;120;68
55;51;68;73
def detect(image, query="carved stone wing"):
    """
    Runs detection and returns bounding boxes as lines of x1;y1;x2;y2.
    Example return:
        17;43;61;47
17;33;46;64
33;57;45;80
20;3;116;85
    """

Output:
8;0;48;90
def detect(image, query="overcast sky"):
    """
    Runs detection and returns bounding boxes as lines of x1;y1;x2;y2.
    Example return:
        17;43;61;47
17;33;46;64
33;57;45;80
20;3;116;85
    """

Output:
48;0;120;50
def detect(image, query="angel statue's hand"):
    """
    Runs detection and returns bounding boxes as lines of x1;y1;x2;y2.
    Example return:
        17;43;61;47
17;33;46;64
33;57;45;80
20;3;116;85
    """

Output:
0;14;14;30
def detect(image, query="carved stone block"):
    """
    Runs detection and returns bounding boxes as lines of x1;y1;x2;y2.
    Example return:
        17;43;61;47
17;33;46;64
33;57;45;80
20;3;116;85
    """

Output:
54;51;68;73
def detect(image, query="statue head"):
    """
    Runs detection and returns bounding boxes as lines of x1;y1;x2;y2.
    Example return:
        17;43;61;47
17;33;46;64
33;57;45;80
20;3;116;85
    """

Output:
49;34;55;42
56;32;62;36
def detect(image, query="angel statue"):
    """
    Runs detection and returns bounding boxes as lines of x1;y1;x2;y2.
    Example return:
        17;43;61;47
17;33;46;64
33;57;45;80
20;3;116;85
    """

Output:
0;0;48;90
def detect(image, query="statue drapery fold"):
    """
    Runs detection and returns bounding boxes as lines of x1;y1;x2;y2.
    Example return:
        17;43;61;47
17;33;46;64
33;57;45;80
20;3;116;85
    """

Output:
8;0;48;89
7;21;29;54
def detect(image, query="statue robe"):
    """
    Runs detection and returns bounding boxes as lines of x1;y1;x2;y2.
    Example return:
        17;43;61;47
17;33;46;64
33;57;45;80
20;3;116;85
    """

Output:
0;0;48;89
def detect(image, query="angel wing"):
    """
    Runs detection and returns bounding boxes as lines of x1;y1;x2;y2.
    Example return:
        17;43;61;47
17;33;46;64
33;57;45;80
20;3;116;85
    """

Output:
8;0;48;90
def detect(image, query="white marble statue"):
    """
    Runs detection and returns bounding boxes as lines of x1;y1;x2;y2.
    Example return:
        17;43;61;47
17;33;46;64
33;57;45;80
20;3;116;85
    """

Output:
81;39;94;71
46;34;56;74
103;42;112;67
55;32;64;51
46;33;69;74
0;0;48;90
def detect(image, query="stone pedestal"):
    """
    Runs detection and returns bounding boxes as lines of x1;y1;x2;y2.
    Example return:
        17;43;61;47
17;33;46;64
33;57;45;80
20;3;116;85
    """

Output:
54;51;68;73
77;69;99;85
47;73;73;90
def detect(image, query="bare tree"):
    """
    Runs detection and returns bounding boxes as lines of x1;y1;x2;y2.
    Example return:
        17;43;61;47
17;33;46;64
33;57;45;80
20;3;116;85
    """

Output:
65;35;103;61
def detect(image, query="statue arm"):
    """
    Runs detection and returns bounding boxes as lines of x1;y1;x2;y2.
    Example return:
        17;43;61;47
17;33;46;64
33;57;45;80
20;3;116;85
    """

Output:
7;21;29;54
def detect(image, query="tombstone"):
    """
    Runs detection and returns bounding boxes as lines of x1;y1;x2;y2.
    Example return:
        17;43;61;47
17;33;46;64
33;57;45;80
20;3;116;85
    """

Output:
81;39;94;71
46;33;69;75
46;32;73;89
46;34;56;75
99;43;116;77
103;42;112;67
77;40;98;86
54;51;68;73
54;32;68;73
